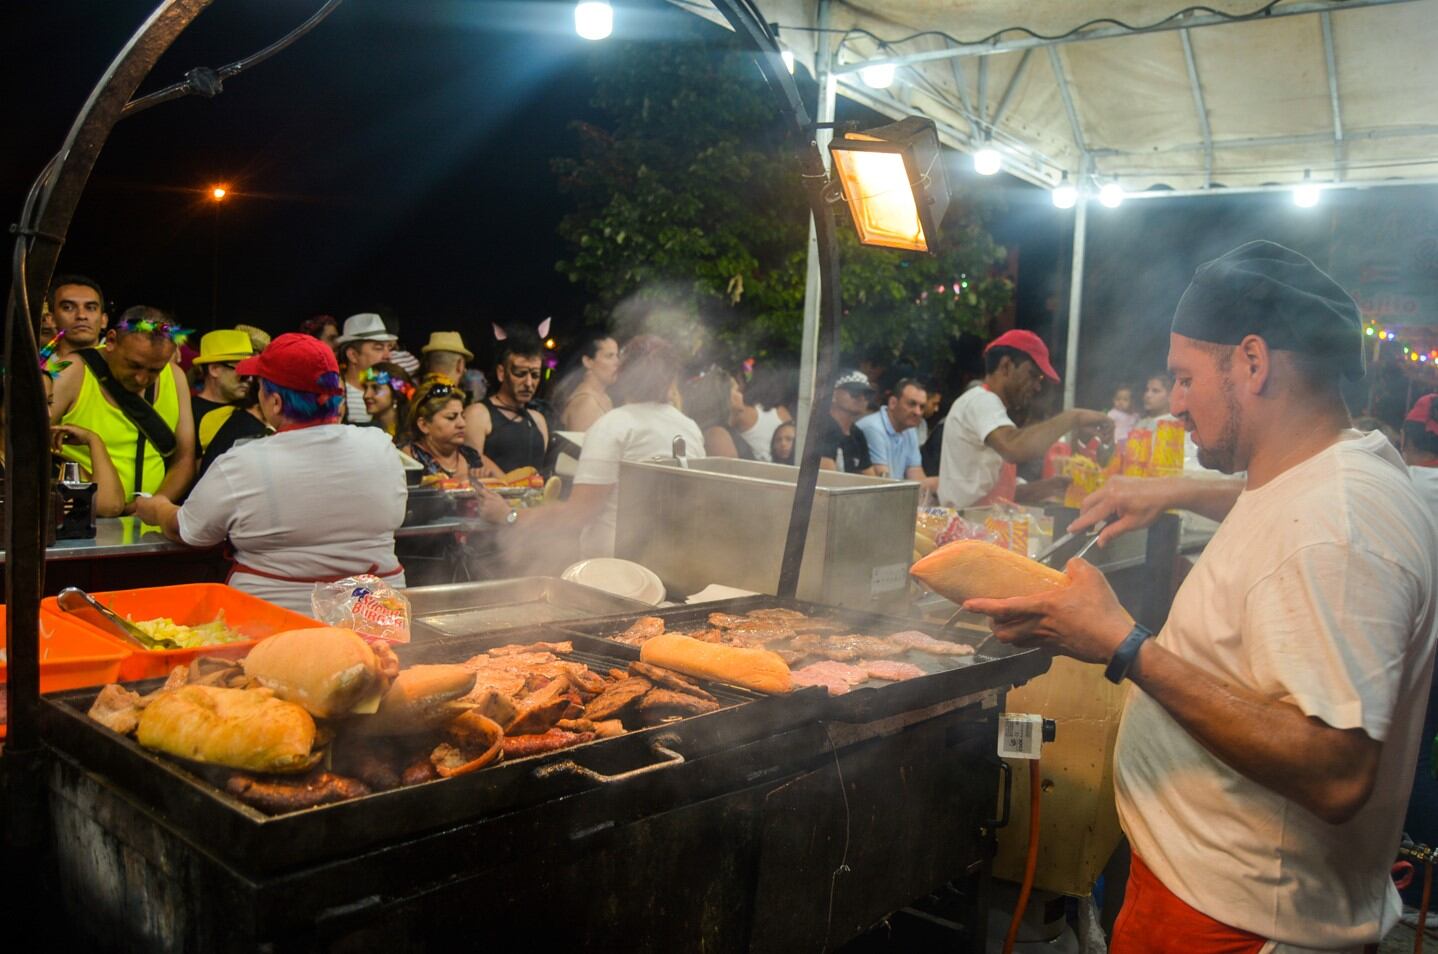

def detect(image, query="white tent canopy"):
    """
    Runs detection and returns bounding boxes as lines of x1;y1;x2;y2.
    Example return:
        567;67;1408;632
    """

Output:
679;0;1438;194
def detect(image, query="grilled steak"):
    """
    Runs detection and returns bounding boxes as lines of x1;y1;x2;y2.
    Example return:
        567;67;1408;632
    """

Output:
490;641;574;656
791;661;870;695
859;659;926;682
614;616;666;645
584;676;653;721
629;661;716;701
887;630;976;656
637;689;721;723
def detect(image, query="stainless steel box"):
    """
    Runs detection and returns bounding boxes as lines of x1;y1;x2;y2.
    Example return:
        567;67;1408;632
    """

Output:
615;458;919;612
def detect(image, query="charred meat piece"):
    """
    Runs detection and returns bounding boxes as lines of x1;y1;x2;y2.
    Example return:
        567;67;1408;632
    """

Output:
226;770;371;814
629;661;716;701
709;613;796;640
502;729;595;759
87;684;146;735
489;641;574;656
613;616;665;645
774;649;808;667
584;676;653;721
791;661;870;696
507;681;573;735
859;659;926;682
887;630;976;656
334;746;403;792
467;688;518;728
637;689;722;723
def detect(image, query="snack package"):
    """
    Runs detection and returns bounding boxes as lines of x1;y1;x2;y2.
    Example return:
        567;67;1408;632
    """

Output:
311;574;412;644
1062;455;1104;508
1152;419;1186;476
1123;427;1153;478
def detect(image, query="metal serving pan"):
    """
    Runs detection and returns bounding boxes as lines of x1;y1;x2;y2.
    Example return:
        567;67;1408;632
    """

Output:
402;577;652;642
551;597;1051;723
38;627;823;874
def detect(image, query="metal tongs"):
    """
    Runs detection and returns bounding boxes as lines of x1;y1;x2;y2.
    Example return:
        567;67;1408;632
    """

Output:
1034;518;1110;568
56;586;175;650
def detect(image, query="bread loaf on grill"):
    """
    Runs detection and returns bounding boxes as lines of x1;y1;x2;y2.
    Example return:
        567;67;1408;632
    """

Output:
910;540;1070;604
639;634;792;694
137;684;318;774
242;627;385;718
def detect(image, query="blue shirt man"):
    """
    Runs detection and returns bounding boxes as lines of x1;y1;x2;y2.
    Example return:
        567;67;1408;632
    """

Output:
855;378;935;492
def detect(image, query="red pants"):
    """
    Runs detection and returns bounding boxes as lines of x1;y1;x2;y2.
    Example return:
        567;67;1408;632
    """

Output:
1110;854;1266;954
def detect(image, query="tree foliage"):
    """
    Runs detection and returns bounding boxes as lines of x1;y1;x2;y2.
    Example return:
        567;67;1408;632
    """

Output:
552;21;1013;375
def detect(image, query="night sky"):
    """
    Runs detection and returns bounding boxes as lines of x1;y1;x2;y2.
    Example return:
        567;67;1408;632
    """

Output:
7;2;1432;413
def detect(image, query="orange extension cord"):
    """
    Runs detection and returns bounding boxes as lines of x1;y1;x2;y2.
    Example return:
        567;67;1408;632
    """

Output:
1002;759;1043;954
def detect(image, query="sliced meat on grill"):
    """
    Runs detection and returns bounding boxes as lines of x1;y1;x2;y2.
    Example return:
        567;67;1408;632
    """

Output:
821;635;906;659
774;649;808;667
226;771;371;814
502;729;595;759
791;661;870;696
786;618;852;635
788;633;857;661
744;607;808;621
887;630;977;656
489;641;574;656
637;689;722;723
506;681;572;735
613;616;666;645
584;676;654;721
859;659;926;682
87;684;146;735
629;661;716;701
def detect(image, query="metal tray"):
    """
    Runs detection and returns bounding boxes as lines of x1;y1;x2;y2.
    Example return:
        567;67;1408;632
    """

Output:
38;627;824;874
551;596;1051;723
402;577;653;641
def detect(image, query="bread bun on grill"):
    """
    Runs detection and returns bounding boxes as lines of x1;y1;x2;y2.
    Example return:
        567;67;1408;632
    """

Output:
639;634;792;694
242;627;386;718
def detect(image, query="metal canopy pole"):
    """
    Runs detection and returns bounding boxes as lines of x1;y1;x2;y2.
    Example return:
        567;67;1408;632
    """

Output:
795;0;834;456
1062;194;1089;410
708;0;843;599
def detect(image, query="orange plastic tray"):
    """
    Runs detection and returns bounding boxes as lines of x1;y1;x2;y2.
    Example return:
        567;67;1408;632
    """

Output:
41;584;322;681
1;606;133;738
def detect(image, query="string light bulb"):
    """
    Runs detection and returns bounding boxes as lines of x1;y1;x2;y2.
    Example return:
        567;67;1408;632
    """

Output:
859;61;896;89
1098;182;1124;208
973;146;1002;176
781;50;795;74
1052;174;1078;209
574;1;613;40
1293;170;1321;208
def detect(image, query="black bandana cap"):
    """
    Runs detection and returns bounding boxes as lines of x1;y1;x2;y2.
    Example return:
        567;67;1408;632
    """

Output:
1170;240;1364;381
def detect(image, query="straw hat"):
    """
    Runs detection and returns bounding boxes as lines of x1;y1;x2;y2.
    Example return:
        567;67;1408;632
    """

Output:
420;331;473;360
192;329;255;365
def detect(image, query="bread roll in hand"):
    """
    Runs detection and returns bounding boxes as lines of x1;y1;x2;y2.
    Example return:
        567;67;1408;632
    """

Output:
910;540;1069;605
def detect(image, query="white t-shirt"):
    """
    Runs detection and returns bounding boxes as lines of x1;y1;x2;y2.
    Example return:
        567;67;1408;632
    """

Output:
178;425;408;613
1114;430;1438;950
573;403;706;558
344;383;371;424
1411;464;1438;521
938;386;1013;508
738;405;784;462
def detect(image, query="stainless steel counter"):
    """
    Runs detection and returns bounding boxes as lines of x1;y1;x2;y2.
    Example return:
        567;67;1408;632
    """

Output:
0;516;494;564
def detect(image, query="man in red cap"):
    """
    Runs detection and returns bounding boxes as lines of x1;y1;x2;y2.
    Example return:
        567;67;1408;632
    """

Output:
135;333;408;612
938;329;1112;508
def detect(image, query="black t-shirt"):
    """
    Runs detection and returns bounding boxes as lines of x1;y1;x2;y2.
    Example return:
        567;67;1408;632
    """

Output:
814;416;871;473
192;395;228;439
197;408;270;481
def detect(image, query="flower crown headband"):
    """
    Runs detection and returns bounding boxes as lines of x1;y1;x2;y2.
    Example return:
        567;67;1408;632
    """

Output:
360;367;415;400
112;316;194;346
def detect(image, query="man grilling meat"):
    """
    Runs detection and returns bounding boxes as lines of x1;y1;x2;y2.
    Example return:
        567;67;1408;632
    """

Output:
964;242;1438;952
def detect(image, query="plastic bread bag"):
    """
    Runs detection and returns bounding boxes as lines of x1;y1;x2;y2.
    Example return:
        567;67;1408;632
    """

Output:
311;574;412;644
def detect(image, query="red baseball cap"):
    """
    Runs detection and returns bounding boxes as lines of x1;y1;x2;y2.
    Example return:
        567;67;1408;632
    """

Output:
236;333;343;394
1406;392;1438;437
985;329;1060;383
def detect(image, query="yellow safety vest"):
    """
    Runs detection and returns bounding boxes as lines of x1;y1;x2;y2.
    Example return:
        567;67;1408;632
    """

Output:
60;356;180;499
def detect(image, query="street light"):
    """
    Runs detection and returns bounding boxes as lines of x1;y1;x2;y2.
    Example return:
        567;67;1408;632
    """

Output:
210;185;228;200
574;1;612;40
972;146;1002;176
828;116;951;252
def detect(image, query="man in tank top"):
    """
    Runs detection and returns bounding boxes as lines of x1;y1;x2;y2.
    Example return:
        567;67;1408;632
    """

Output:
464;325;549;474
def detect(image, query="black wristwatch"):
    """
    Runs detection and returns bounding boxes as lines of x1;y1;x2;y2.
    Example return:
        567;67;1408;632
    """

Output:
1104;623;1154;684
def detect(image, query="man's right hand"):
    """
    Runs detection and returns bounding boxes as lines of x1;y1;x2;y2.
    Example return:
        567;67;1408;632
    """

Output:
1068;476;1177;546
1068;408;1115;441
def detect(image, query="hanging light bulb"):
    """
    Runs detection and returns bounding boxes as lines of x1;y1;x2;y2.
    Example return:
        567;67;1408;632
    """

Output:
1098;182;1124;208
973;146;1002;176
859;61;896;89
1293;170;1321;208
1052;174;1078;209
781;50;796;74
574;1;613;40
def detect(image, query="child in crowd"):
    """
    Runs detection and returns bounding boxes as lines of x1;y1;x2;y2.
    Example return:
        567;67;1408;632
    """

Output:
1106;383;1139;443
770;421;797;465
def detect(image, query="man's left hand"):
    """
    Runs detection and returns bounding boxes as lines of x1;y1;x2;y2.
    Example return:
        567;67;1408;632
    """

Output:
963;558;1134;665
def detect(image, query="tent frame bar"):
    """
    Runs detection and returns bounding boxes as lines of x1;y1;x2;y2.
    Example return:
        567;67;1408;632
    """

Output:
830;0;1422;71
1047;46;1089;166
1320;11;1345;180
1179;29;1213;187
